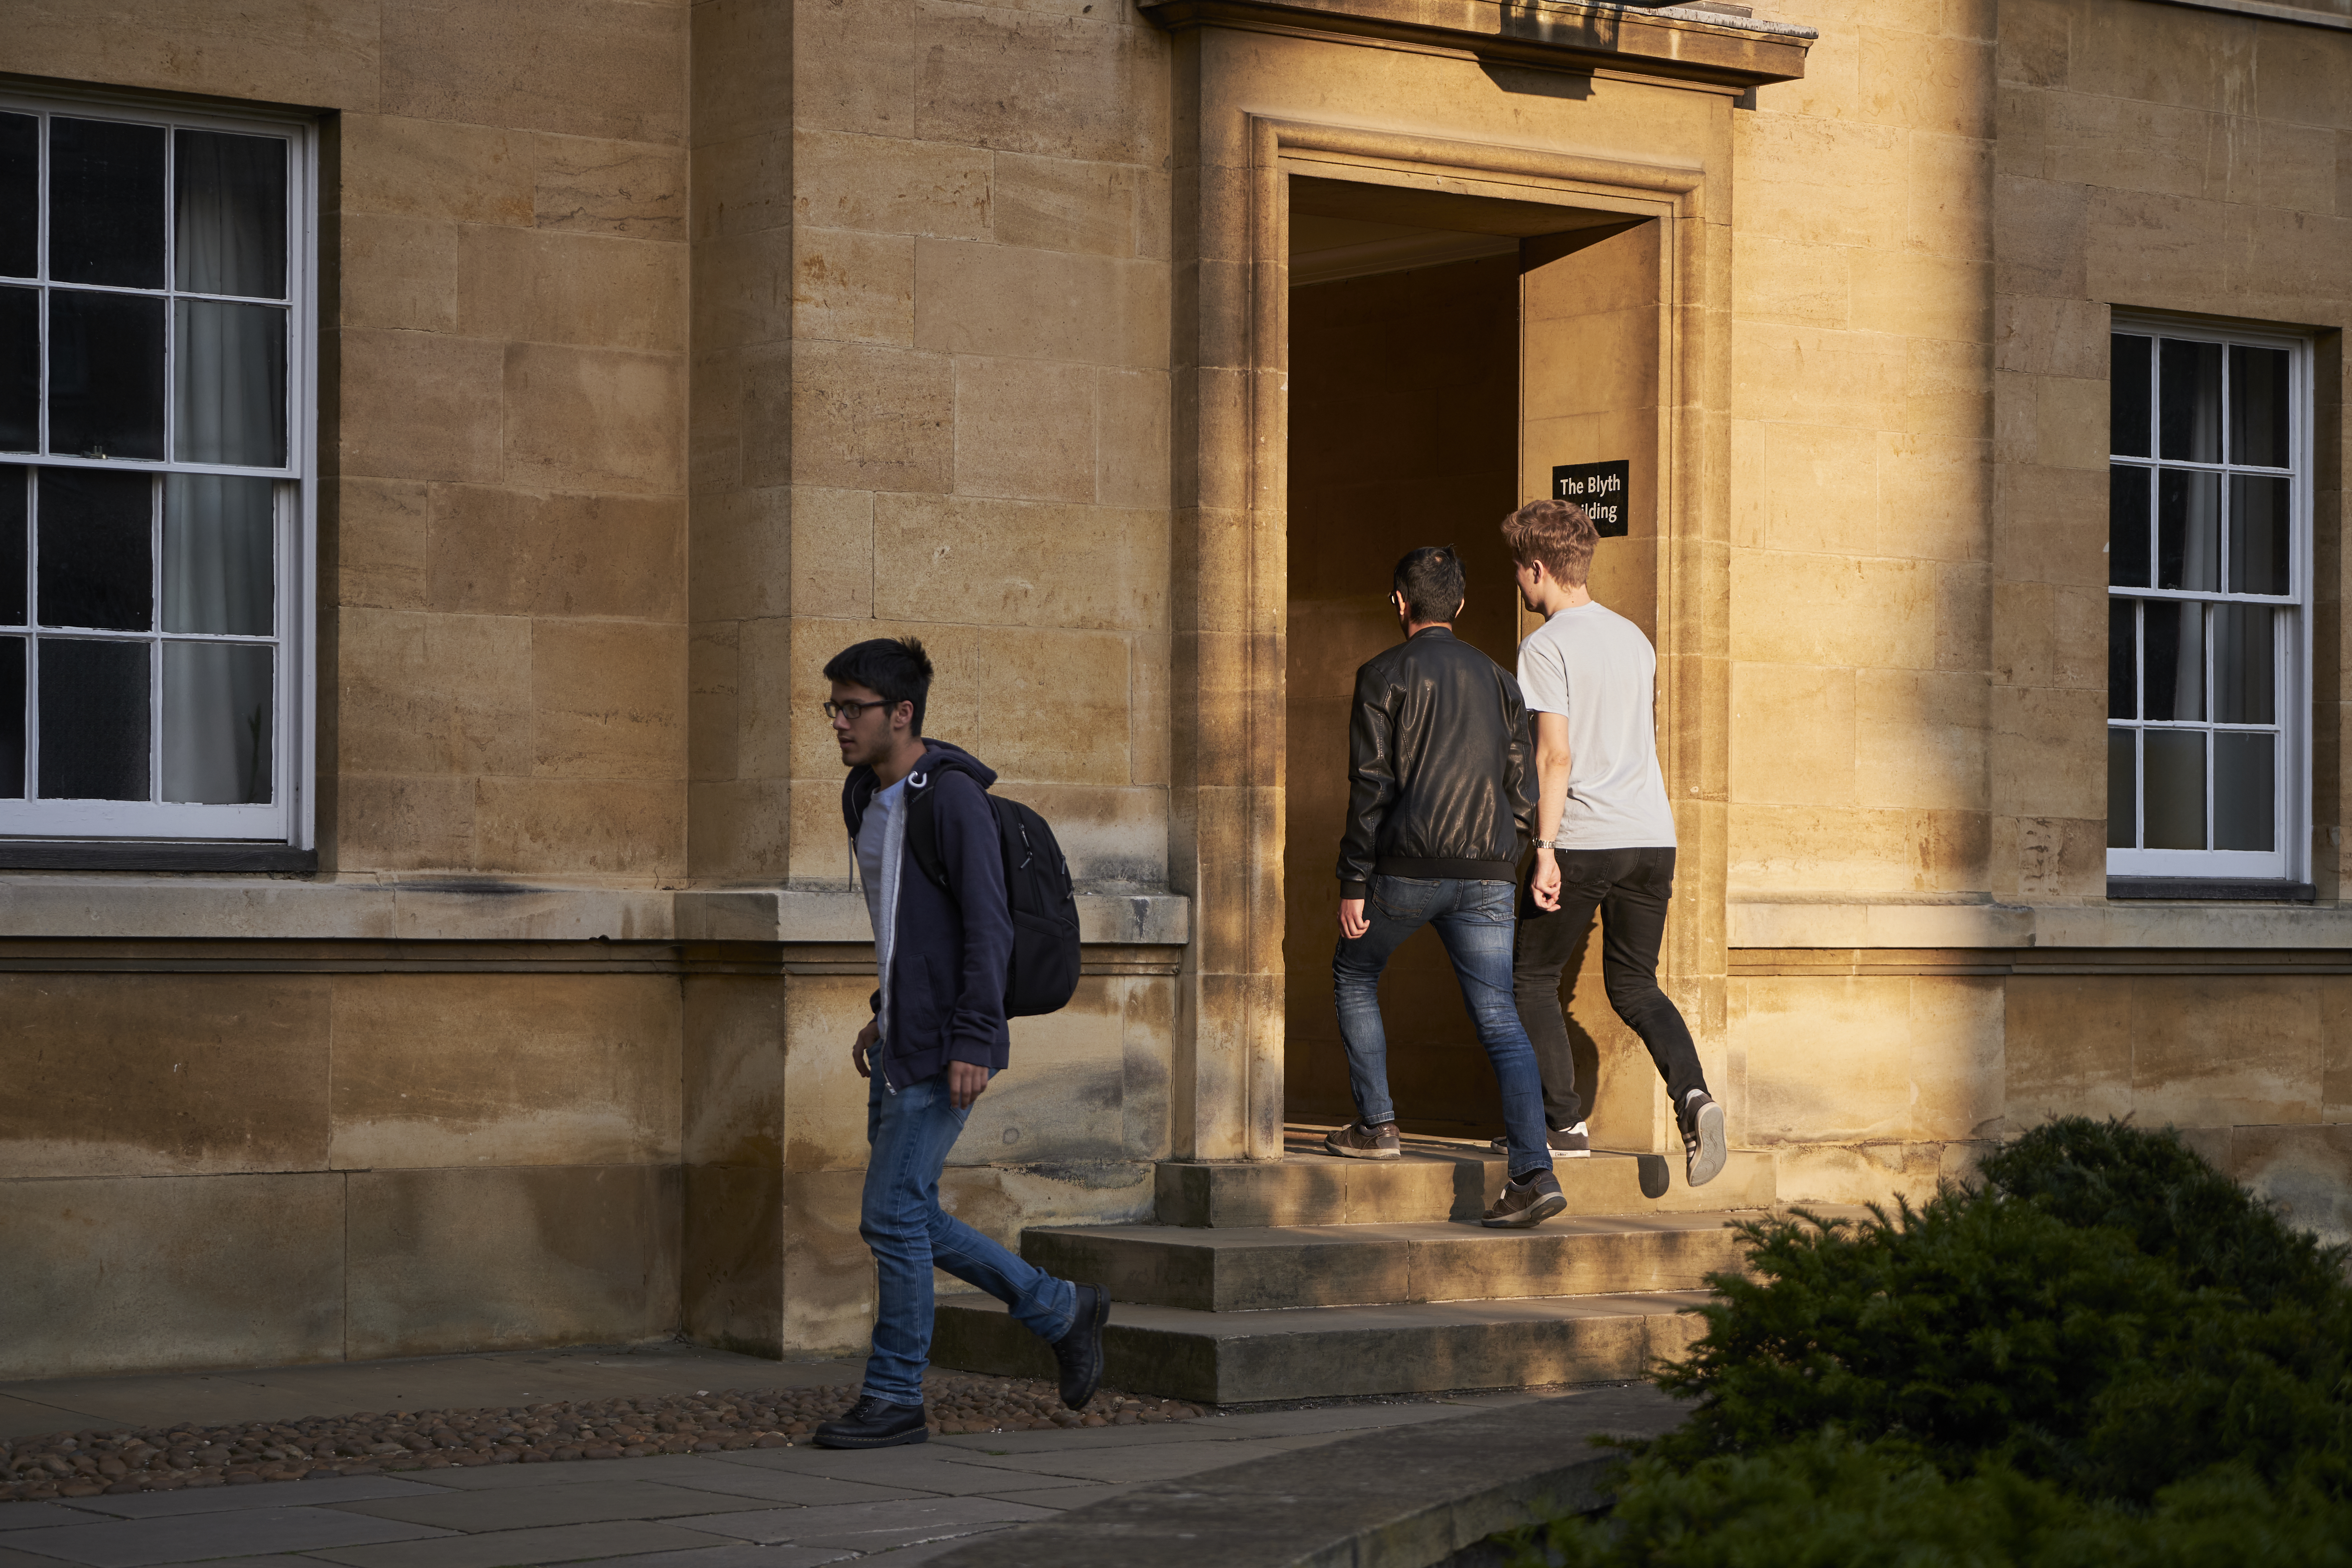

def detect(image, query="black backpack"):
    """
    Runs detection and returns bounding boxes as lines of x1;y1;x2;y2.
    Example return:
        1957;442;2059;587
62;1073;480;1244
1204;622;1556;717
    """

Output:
905;780;1081;1018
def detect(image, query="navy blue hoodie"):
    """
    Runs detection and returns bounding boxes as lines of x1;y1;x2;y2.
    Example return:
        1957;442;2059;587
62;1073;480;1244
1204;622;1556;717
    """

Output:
841;739;1013;1090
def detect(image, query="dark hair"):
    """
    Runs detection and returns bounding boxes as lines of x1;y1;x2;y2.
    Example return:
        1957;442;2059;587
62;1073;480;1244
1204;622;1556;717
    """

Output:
1392;546;1466;625
1500;497;1599;588
823;636;934;735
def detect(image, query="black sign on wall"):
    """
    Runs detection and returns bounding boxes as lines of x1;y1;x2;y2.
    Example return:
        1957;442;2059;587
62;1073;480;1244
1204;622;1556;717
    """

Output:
1550;460;1630;537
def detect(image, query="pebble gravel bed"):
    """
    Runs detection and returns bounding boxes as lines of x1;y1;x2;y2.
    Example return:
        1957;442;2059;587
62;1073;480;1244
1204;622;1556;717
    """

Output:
0;1376;1206;1503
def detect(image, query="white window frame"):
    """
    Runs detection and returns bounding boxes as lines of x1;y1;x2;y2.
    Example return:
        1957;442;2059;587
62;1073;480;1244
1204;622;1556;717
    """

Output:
2106;314;2312;884
0;85;316;849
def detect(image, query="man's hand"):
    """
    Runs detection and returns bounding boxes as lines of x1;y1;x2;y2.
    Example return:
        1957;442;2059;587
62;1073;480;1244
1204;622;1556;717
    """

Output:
1530;850;1562;912
1339;897;1369;941
947;1059;989;1110
851;1017;879;1078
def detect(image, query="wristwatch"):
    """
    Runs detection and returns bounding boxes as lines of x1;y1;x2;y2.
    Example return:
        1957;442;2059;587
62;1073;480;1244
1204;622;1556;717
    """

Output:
1533;839;1558;849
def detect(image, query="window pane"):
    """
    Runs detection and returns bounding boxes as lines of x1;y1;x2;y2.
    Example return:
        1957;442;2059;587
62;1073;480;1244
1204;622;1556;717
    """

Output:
164;475;273;635
2110;466;2151;587
2145;599;2203;722
0;284;33;453
2229;344;2291;469
2214;732;2276;853
2107;728;2136;849
173;299;287;467
37;636;149;800
47;289;164;460
2143;728;2206;850
2111;334;2152;458
2108;599;2137;720
0;464;23;625
0;113;33;279
175;130;288;299
2212;603;2275;725
2158;338;2222;462
36;467;151;632
48;118;165;290
2228;475;2291;595
0;635;20;797
162;641;271;804
2157;469;2219;591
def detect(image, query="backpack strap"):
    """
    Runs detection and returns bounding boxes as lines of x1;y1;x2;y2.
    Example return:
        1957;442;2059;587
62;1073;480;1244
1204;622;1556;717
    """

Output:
903;774;953;893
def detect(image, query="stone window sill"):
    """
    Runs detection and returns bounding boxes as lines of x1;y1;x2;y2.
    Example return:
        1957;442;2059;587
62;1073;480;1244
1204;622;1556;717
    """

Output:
2106;878;2317;903
0;841;317;874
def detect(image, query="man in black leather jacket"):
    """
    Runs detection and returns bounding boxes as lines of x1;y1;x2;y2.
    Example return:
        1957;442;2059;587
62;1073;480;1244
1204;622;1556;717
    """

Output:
1327;546;1566;1228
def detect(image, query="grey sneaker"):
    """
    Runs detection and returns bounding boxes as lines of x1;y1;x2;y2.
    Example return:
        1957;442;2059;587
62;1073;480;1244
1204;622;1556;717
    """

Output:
1489;1122;1592;1158
1324;1121;1401;1159
1680;1090;1727;1188
1482;1169;1567;1228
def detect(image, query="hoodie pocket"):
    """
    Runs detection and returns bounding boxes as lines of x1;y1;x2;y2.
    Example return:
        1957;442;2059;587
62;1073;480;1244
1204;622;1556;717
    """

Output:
889;953;945;1049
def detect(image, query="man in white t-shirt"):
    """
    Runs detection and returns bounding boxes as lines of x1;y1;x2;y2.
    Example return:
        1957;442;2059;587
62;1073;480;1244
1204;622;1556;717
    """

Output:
1499;497;1727;1188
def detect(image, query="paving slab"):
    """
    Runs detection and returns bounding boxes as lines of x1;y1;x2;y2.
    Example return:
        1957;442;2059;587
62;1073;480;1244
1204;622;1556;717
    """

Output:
332;1479;776;1532
309;1519;742;1568
677;1497;1057;1550
0;1546;81;1568
690;1450;1066;1498
0;1505;454;1567
965;1481;1144;1511
0;1502;112;1531
62;1476;443;1519
854;1536;1026;1565
928;1436;1316;1487
549;1548;857;1568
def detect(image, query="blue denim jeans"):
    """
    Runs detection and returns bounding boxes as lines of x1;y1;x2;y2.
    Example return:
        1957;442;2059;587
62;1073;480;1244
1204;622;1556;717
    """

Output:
859;1068;1078;1407
1333;875;1553;1181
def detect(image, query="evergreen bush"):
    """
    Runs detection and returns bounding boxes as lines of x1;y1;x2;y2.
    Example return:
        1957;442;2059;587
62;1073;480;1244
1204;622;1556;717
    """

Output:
1507;1119;2352;1566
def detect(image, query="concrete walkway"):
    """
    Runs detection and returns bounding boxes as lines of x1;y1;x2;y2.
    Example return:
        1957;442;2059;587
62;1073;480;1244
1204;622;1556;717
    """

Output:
0;1344;1597;1566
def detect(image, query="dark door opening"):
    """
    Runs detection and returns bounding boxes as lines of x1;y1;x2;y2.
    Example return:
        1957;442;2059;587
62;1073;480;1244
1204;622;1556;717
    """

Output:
1282;177;1662;1144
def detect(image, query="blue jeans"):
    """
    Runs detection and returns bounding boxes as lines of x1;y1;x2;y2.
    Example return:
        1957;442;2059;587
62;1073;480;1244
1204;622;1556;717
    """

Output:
1334;875;1553;1181
860;1067;1079;1407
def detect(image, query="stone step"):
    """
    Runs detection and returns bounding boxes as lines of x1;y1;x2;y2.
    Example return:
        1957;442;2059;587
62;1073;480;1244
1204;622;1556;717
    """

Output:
1153;1131;1775;1228
1018;1213;1750;1313
931;1291;1712;1405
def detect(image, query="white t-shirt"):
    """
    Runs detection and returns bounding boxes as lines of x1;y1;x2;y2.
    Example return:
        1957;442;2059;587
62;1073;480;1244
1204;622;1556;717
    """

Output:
1517;601;1677;850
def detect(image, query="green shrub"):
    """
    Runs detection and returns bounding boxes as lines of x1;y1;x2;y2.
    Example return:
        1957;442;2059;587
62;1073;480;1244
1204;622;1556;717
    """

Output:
1505;1432;2352;1568
1639;1120;2352;1506
1979;1118;2350;1311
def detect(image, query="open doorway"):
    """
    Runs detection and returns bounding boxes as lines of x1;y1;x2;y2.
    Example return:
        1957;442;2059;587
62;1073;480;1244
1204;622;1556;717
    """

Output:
1281;176;1665;1145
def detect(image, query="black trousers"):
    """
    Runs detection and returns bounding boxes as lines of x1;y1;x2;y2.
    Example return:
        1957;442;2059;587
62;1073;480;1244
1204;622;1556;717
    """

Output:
1511;845;1706;1129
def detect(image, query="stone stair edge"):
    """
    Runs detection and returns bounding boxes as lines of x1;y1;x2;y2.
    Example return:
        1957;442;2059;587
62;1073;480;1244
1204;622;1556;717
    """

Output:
920;1381;1686;1568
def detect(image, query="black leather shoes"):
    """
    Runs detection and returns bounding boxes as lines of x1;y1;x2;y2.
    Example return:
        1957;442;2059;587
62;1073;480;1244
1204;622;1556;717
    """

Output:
812;1393;929;1449
1051;1283;1110;1409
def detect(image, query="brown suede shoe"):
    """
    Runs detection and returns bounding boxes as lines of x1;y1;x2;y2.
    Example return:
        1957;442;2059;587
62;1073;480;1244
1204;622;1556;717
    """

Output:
1323;1121;1401;1159
1482;1169;1567;1228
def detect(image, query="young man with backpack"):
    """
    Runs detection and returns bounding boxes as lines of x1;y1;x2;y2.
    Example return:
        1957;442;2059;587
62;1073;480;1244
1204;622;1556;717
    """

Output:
1501;499;1727;1189
815;636;1106;1450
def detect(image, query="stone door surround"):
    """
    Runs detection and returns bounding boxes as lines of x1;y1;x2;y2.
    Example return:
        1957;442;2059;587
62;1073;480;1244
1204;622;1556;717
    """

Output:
1167;87;1736;1163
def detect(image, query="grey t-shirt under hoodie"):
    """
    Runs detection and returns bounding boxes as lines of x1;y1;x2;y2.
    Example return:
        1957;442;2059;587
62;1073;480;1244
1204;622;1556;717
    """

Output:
856;774;909;1041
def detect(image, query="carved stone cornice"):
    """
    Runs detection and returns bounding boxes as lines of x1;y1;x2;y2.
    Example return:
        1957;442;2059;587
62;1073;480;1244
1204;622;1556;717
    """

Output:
1136;0;1815;87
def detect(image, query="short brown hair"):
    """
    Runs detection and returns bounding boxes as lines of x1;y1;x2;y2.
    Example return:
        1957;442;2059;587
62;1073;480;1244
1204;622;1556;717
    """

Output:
1501;497;1599;587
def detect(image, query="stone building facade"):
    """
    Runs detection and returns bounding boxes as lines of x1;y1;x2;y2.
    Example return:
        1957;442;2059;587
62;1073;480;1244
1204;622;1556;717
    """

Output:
0;0;2345;1378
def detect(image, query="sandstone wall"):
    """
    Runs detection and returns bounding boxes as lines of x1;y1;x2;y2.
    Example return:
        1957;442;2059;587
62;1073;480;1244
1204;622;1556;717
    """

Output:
0;0;1181;1377
1728;0;2352;1234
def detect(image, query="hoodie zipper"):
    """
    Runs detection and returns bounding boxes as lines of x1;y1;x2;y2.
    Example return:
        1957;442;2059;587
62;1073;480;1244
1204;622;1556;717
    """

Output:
851;789;900;1096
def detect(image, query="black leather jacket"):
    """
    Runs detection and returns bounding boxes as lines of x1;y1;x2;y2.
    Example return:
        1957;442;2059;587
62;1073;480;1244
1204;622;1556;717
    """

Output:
1338;626;1535;898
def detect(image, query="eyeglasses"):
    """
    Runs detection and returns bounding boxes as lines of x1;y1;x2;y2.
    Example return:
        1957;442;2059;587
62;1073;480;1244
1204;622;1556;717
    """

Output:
823;698;899;721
